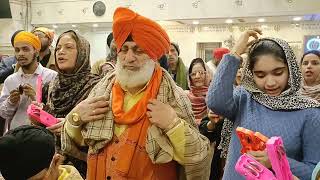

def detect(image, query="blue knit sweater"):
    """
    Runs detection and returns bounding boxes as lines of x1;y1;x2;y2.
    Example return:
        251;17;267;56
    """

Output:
207;54;320;180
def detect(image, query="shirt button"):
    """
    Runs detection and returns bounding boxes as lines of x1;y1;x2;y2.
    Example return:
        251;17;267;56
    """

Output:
107;176;111;180
111;157;116;161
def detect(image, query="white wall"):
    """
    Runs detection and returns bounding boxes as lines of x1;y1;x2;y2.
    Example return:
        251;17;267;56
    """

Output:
50;22;320;67
2;0;320;67
2;21;320;68
51;28;112;65
167;23;320;66
0;0;30;55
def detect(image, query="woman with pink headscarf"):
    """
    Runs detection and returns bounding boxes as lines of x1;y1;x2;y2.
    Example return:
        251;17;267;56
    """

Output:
186;57;224;179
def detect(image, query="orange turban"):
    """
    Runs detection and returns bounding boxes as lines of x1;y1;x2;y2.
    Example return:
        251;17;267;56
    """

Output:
32;27;55;42
14;31;41;52
112;7;170;60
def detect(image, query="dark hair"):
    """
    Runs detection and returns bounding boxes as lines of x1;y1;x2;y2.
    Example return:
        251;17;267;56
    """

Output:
171;42;180;56
301;50;320;64
0;125;55;180
188;58;206;75
159;55;169;70
11;30;24;46
248;40;287;71
107;32;113;48
125;35;134;42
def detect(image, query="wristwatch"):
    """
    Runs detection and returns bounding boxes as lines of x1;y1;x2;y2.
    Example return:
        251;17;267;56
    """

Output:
71;112;82;126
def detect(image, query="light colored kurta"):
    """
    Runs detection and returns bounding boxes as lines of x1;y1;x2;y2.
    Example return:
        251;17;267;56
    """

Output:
0;64;57;132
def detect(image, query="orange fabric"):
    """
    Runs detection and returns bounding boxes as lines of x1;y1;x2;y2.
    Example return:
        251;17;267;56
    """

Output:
87;131;177;180
111;64;162;174
112;7;170;60
14;31;41;52
87;64;178;179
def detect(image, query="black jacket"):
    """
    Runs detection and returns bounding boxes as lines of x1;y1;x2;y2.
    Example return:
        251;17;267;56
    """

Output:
0;56;16;83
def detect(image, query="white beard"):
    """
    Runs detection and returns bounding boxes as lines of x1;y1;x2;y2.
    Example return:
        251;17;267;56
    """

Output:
115;59;155;89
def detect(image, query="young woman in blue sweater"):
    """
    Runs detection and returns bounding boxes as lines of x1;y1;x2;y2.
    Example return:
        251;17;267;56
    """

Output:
207;28;320;180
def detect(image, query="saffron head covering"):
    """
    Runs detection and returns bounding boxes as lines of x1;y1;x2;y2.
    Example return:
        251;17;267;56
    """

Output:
14;31;41;52
112;7;170;60
10;30;24;46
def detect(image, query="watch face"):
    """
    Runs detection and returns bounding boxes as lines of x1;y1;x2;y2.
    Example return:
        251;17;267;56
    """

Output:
93;1;106;16
73;113;80;122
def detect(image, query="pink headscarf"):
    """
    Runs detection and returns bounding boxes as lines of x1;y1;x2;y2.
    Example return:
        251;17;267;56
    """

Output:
186;58;213;125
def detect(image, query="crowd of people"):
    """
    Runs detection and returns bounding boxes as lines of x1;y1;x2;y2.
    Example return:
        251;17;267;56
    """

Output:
0;7;320;180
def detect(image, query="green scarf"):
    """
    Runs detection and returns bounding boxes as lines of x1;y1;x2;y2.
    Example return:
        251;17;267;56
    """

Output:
173;57;187;90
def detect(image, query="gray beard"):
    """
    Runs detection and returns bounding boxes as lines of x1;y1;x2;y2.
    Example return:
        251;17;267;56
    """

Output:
115;59;155;89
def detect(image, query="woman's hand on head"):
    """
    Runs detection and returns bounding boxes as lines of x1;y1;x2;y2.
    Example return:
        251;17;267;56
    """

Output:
233;28;262;55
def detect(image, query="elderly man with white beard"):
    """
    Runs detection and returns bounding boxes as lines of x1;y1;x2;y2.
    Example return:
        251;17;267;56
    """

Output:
61;7;211;180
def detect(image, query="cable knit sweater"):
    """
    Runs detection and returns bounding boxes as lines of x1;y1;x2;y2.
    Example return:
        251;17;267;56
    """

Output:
207;54;320;180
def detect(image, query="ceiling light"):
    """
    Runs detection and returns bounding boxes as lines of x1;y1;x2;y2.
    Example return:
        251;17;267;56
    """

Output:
52;25;58;29
225;19;233;24
192;20;199;25
93;24;99;27
257;18;265;22
293;17;302;21
72;24;77;28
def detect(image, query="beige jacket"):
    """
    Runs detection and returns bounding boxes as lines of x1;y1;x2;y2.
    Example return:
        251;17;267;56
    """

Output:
61;69;212;180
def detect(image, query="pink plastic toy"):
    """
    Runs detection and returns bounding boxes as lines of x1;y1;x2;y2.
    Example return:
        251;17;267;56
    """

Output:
36;75;42;102
267;137;293;180
236;154;277;180
27;75;59;127
236;136;294;180
27;104;59;127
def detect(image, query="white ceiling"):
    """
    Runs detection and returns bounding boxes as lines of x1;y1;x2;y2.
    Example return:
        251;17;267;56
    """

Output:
35;14;320;30
175;14;320;25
